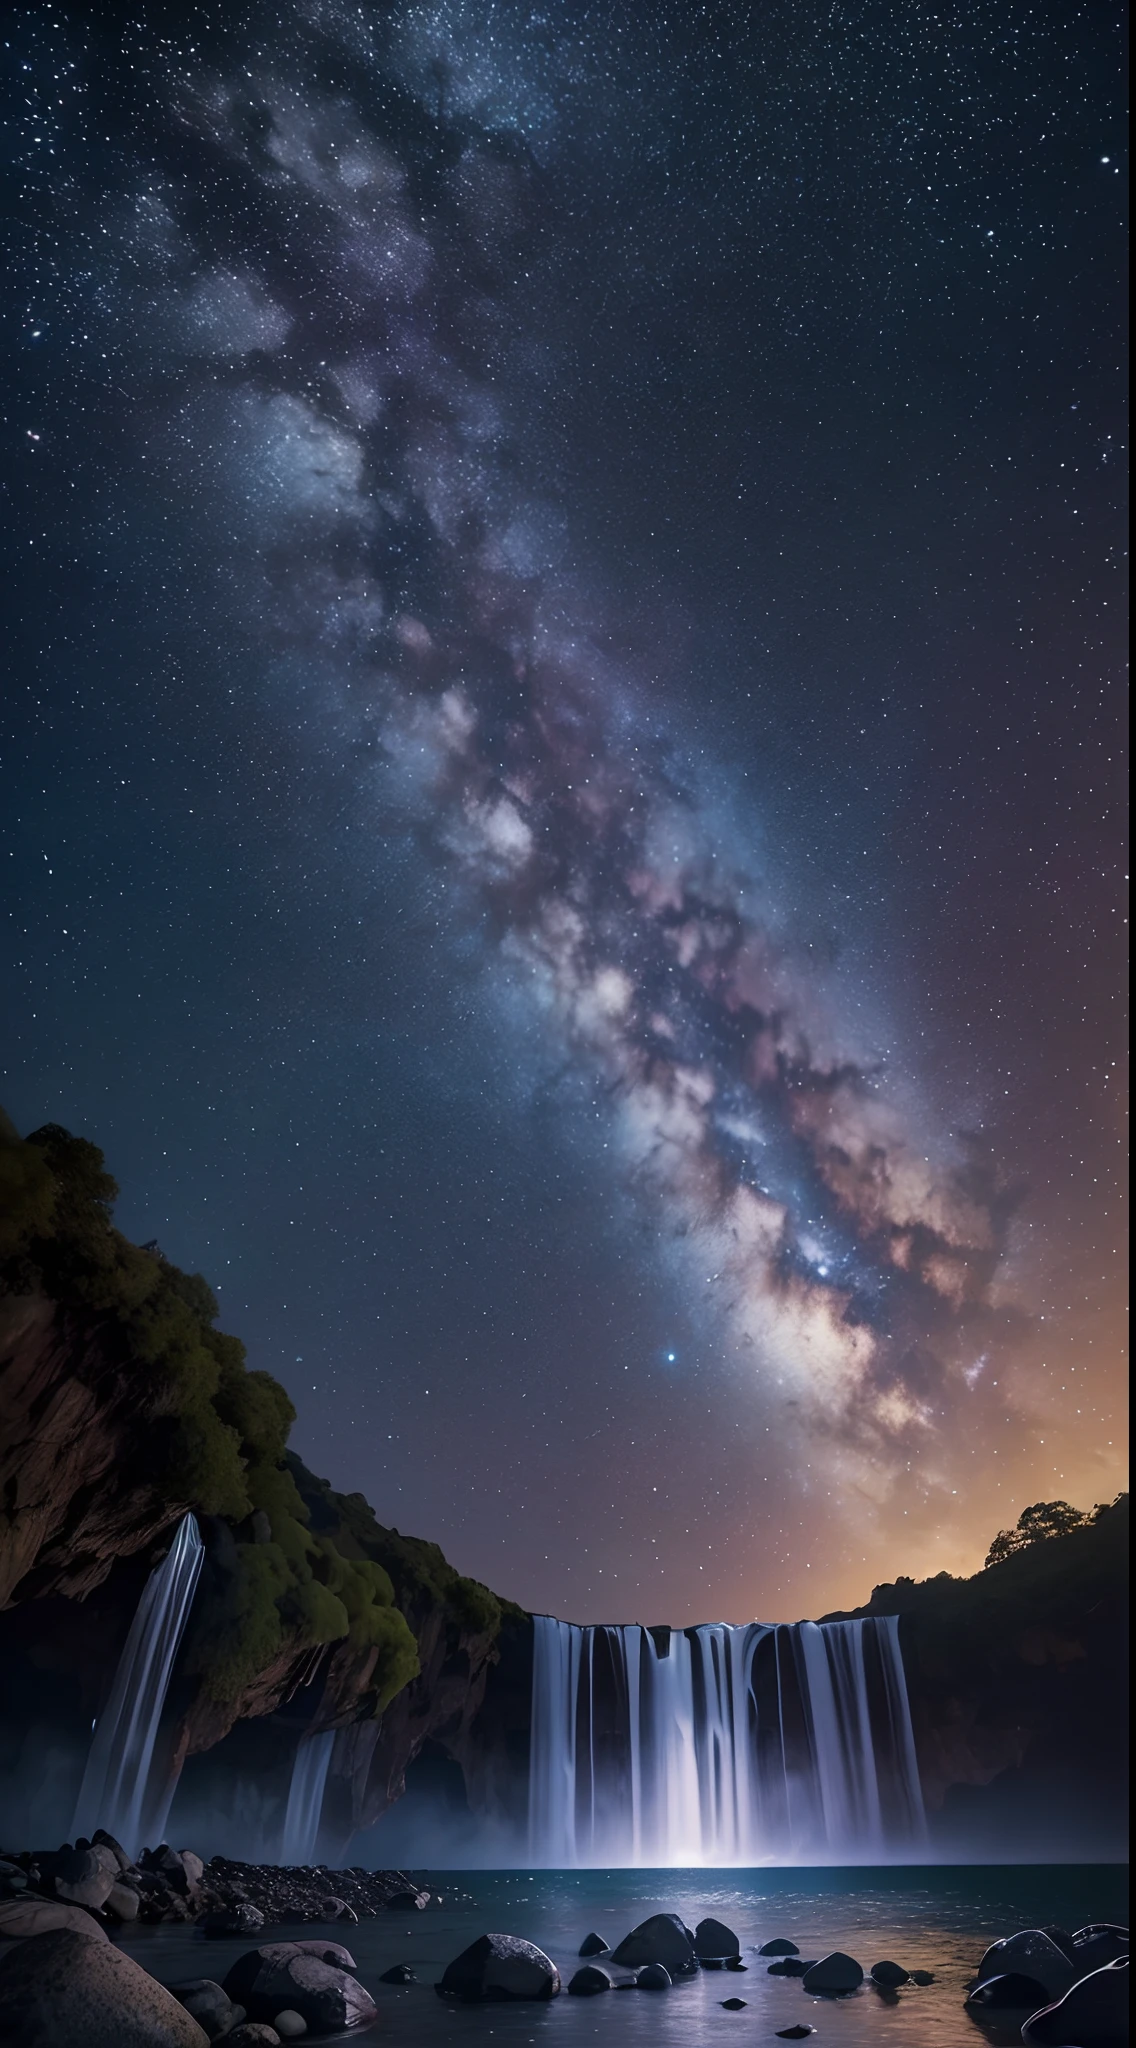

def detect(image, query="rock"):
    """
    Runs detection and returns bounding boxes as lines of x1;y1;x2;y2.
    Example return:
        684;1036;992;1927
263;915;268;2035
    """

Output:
0;1863;28;1895
1022;1957;1129;2044
202;1904;265;1936
1071;1924;1130;1974
168;1980;240;2040
636;1962;672;1988
386;1888;429;1909
54;1843;117;1909
870;1959;910;1986
611;1912;698;1977
775;2030;816;2041
140;1846;199;1898
579;1931;610;1956
379;1963;416;1984
725;1958;748;1971
92;1829;132;1872
180;1852;205;1891
695;1915;741;1960
801;1951;864;1994
437;1932;561;2002
720;1994;747;2008
0;1927;210;2044
107;1881;141;1923
966;1972;1051;2009
909;1969;935;1984
227;2031;280;2048
317;1896;357;1923
758;1938;800;1956
0;1896;109;1940
1039;1925;1079;1963
568;1965;613;1994
271;2015;307;2041
975;1929;1075;2001
222;1946;374;2031
768;1956;814;1977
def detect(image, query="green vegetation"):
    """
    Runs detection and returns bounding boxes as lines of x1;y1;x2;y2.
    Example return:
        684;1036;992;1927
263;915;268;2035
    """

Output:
0;1111;513;1712
983;1497;1112;1568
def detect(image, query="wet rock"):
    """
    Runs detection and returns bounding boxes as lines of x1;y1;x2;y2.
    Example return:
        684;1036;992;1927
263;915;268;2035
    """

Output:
725;1958;748;1971
202;1904;265;1937
696;1916;741;1961
767;1956;814;1977
720;1994;747;2008
775;2030;816;2041
223;1944;373;2031
386;1887;429;1909
801;1951;864;1994
272;2015;308;2040
0;1926;209;2044
966;1971;1051;2009
909;1969;935;1984
92;1828;132;1872
1039;1925;1078;1963
168;1979;240;2040
1021;1956;1129;2044
1071;1924;1129;1974
437;1932;561;2002
140;1846;198;1898
107;1881;142;1923
568;1964;613;1995
54;1843;117;1909
227;2030;280;2048
870;1959;910;1986
579;1931;610;1956
379;1963;416;1984
0;1896;109;1940
758;1938;800;1956
0;1862;28;1895
975;1929;1075;2001
611;1912;698;1977
317;1896;357;1923
636;1962;672;1988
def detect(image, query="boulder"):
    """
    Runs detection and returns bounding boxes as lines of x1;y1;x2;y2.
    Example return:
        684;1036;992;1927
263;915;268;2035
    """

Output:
168;1979;241;2040
140;1847;198;1897
801;1951;864;1994
1021;1957;1129;2044
774;2030;816;2041
966;1972;1050;2009
437;1932;561;2002
386;1888;429;1910
0;1927;209;2044
226;2031;280;2048
695;1916;740;1961
222;1947;374;2032
579;1931;609;1956
725;1958;748;1971
108;1881;141;1923
54;1843;117;1910
1071;1924;1129;1974
0;1896;109;1940
611;1912;697;1977
720;1994;747;2008
758;1938;800;1956
0;1862;28;1896
568;1964;613;1995
975;1929;1075;2001
768;1956;813;1976
909;1969;935;1984
272;2016;307;2041
870;1959;910;1986
636;1963;672;1988
92;1829;132;1872
317;1896;356;1922
203;1904;265;1937
379;1963;416;1984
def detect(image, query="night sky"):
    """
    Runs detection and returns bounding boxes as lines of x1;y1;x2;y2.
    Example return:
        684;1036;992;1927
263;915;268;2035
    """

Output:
2;1;1127;1625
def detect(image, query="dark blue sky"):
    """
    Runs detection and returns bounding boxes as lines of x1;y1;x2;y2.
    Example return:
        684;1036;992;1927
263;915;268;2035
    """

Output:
1;0;1127;1621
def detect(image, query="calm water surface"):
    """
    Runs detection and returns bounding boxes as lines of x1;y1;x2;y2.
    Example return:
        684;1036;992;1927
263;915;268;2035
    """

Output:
120;1865;1129;2048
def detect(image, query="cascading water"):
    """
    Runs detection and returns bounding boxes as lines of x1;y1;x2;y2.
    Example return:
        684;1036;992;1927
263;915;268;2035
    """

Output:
528;1615;925;1866
72;1512;205;1854
279;1730;335;1865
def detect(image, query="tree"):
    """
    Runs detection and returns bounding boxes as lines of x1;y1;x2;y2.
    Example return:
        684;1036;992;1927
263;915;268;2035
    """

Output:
985;1499;1090;1568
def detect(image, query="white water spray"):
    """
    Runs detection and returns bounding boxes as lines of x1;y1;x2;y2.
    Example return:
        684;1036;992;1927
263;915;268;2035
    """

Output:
72;1512;204;1854
528;1615;925;1865
279;1730;335;1865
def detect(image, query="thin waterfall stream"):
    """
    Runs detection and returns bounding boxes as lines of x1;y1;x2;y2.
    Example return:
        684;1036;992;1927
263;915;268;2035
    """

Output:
72;1512;205;1855
279;1730;336;1866
529;1615;926;1866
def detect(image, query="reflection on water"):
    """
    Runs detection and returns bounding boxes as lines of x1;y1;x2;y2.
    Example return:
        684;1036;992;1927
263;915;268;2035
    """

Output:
119;1864;1128;2047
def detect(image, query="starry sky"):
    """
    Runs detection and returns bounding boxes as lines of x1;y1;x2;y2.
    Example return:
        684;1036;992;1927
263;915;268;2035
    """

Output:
1;0;1127;1625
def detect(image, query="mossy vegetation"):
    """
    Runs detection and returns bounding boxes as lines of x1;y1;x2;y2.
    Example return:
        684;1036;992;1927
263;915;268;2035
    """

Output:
0;1111;512;1712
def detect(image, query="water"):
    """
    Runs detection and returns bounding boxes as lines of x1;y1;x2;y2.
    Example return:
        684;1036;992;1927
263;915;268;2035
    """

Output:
279;1730;336;1865
71;1512;205;1855
529;1616;925;1865
117;1864;1128;2046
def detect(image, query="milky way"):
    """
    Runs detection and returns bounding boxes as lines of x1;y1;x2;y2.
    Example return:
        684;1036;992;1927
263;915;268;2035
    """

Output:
3;1;1126;1617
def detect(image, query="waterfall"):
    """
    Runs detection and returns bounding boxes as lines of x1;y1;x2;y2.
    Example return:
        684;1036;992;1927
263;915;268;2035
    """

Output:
279;1730;335;1865
529;1613;925;1866
72;1512;204;1854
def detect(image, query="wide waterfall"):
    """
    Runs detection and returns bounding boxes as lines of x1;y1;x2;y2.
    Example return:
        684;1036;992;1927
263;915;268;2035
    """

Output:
72;1513;205;1855
279;1730;335;1865
528;1616;925;1866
